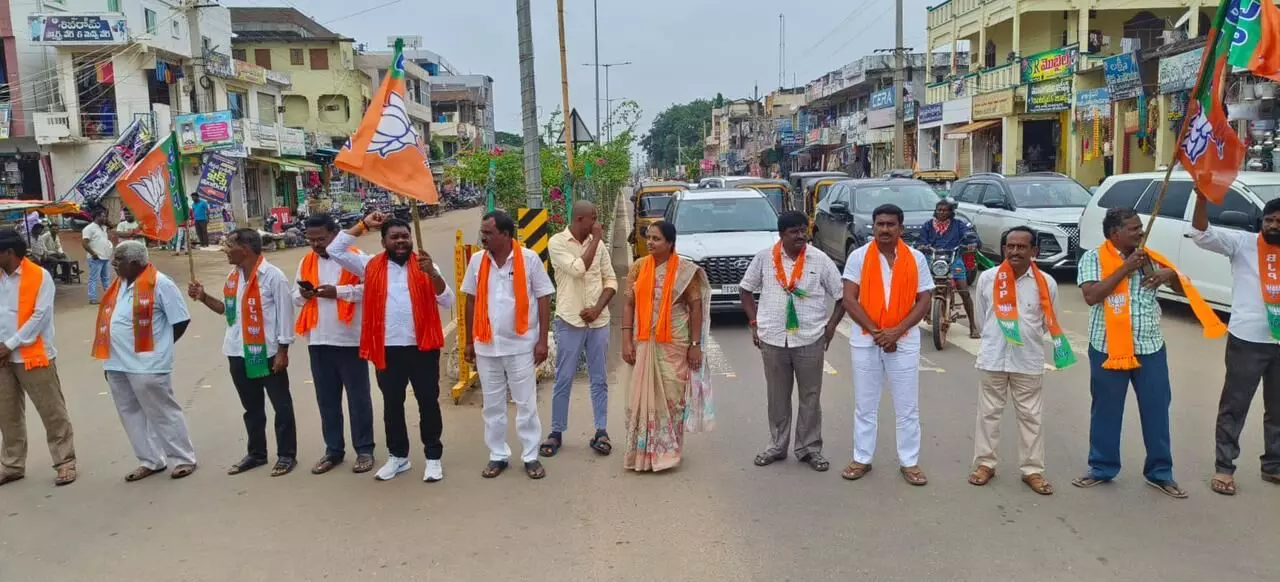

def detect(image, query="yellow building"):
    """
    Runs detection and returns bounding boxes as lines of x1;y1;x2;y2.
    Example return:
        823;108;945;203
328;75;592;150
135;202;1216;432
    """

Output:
229;7;369;149
925;0;1220;184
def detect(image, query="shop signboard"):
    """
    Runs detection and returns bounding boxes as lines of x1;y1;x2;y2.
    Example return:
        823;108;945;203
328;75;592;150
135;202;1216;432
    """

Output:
905;100;917;122
63;119;154;204
942;97;971;125
234;60;267;85
29;15;127;45
1026;79;1073;113
971;89;1014;120
265;70;292;86
0;104;10;139
1103;52;1143;100
1158;47;1204;94
918;103;943;127
1020;46;1077;84
175;111;235;154
204;50;234;79
841;59;865;87
870;87;895;110
1075;87;1111;120
867;107;895;129
279;128;306;156
196;152;238;205
253;121;279;150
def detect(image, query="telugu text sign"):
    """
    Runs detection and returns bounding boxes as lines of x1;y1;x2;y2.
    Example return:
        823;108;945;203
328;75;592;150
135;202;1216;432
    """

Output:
1103;52;1143;101
29;15;127;44
1020;47;1077;84
1158;48;1204;94
197;152;238;204
1027;79;1073;113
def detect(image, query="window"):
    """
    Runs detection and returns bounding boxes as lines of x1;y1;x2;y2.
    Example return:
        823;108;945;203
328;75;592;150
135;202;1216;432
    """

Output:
978;184;1007;206
254;49;272;69
171;20;181;39
108;0;120;12
317;94;350;123
232;48;246;62
257;92;278;124
1154;182;1194;219
228;91;248;120
1096;179;1152;210
853;185;939;213
309;49;329;70
952;183;980;204
673;197;778;235
201;36;211;54
144;9;157;35
283;95;310;125
1207;189;1259;231
290;49;304;66
1006;179;1092;208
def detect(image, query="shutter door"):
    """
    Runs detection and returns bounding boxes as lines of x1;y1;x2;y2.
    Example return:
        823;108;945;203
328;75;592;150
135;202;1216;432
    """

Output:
957;139;971;178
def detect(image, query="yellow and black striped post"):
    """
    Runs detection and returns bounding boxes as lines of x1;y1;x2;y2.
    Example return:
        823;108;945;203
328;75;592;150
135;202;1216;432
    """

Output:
516;208;550;270
450;229;477;404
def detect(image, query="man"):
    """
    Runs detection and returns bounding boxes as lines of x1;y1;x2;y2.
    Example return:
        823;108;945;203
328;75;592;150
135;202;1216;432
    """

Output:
192;194;210;248
92;240;198;481
839;204;934;486
917;199;980;338
1189;194;1280;495
541;201;618;458
463;211;555;480
969;227;1068;495
116;211;140;240
82;209;114;304
1075;208;1224;499
294;214;374;475
328;212;454;483
0;228;77;486
740;210;845;472
188;228;298;477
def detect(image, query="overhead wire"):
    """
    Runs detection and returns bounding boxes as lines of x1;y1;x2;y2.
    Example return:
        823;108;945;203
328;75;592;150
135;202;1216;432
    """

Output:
798;0;874;59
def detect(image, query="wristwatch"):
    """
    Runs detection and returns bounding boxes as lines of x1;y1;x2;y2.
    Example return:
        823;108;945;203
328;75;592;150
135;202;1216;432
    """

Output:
691;340;702;347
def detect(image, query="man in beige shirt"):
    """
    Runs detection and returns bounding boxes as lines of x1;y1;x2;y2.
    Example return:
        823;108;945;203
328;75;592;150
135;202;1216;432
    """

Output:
541;201;618;457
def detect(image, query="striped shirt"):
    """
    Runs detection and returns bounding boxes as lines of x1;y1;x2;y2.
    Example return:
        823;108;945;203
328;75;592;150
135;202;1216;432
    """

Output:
739;244;843;348
1077;247;1165;356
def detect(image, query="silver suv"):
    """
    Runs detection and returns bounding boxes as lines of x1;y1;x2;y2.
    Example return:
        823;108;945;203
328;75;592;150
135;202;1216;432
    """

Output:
663;188;780;312
949;172;1093;270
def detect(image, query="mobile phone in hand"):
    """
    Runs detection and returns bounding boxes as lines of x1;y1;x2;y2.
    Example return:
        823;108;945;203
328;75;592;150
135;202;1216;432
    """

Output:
298;281;315;292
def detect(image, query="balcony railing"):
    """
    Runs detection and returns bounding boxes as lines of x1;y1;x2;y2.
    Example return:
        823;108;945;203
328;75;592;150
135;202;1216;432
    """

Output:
34;111;144;145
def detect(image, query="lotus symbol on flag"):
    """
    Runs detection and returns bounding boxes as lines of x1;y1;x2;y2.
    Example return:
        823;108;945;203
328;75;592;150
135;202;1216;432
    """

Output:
128;167;169;230
367;91;417;158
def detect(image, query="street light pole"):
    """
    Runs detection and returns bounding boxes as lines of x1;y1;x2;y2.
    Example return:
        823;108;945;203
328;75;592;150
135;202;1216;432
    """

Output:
593;0;600;142
583;60;631;142
893;0;906;169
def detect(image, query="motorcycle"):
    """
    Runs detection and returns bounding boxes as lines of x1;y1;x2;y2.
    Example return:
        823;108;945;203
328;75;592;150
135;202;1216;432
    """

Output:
918;245;976;351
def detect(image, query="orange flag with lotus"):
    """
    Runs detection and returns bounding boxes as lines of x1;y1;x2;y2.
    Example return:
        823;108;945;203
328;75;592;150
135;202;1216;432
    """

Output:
114;133;186;241
335;39;438;204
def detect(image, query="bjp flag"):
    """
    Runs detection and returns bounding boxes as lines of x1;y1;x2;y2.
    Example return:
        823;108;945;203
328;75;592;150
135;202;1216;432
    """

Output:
114;133;188;241
335;39;438;204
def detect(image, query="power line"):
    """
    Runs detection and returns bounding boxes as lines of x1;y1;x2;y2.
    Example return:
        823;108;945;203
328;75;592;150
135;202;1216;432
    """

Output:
828;5;893;61
320;0;407;25
799;0;873;58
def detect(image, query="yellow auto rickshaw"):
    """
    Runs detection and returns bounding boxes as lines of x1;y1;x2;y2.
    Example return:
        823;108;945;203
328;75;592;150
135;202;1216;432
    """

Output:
628;181;685;258
801;176;847;235
913;169;959;197
735;178;791;214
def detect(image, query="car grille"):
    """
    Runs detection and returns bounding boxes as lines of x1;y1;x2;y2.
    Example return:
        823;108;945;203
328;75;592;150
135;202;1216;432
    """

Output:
1059;223;1080;255
697;256;753;287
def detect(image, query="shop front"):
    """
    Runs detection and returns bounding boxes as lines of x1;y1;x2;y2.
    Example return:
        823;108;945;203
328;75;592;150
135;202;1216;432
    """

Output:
948;88;1014;175
1018;47;1077;174
1104;52;1156;175
917;103;944;170
1157;47;1203;167
1073;87;1112;187
939;97;972;176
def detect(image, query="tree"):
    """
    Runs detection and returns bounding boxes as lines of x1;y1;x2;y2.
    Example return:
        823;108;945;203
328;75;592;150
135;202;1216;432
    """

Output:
640;99;712;171
495;131;523;148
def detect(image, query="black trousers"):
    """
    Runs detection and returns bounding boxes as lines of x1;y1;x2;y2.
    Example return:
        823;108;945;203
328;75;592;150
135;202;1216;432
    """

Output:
228;356;297;459
309;345;374;459
1216;335;1280;475
195;220;209;247
375;347;443;460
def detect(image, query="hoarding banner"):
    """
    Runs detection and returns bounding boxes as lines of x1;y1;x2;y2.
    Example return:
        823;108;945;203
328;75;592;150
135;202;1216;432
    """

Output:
1027;79;1073;112
197;152;238;204
1020;47;1078;84
175;111;235;154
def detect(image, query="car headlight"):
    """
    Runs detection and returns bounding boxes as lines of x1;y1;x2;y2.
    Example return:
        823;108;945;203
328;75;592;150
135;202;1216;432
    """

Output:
930;259;950;277
1036;233;1062;258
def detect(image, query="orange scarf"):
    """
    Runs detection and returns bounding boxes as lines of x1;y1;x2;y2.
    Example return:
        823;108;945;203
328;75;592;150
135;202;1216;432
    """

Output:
634;254;681;343
1256;235;1280;340
473;247;529;344
1097;241;1225;370
91;264;157;359
225;258;271;379
294;250;361;335
359;253;444;370
15;258;50;369
858;240;918;334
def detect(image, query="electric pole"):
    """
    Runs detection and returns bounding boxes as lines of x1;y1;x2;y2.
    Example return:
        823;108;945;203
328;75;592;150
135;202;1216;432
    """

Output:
516;0;541;208
778;13;785;90
892;0;906;169
556;0;574;170
593;0;601;142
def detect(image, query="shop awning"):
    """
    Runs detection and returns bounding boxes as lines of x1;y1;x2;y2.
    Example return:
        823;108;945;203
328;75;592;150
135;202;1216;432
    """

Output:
281;158;321;171
250;156;321;173
944;119;1000;140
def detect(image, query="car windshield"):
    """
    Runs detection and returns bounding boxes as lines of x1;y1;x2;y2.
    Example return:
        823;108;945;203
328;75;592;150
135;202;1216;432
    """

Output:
1249;185;1280;202
637;194;672;218
853;184;941;213
673;196;778;234
1007;179;1093;208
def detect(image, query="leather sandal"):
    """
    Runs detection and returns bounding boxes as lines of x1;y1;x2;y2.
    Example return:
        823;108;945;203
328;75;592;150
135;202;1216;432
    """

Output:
1022;473;1053;495
900;465;928;486
968;465;995;486
54;466;77;486
125;466;164;483
841;462;872;481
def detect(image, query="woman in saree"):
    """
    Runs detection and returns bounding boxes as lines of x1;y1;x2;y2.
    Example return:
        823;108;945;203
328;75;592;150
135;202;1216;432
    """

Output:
621;221;713;472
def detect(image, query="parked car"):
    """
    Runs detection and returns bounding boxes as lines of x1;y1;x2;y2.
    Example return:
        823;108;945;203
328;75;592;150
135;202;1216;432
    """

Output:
697;176;756;189
662;188;780;311
810;178;944;265
1079;171;1280;309
950;171;1093;270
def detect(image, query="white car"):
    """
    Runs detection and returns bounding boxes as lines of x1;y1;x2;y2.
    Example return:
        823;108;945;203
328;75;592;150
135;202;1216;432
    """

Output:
1079;171;1280;309
662;188;780;311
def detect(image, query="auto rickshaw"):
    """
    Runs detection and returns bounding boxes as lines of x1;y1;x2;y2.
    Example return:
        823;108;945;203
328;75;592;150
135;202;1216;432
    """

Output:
628;181;685;258
735;178;791;213
799;175;848;235
913;169;958;197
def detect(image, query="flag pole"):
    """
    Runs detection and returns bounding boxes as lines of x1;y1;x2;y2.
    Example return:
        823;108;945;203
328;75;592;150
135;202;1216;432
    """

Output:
171;131;195;280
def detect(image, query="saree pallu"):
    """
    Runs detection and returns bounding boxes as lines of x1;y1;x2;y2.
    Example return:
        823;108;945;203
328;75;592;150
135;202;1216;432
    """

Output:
623;259;713;472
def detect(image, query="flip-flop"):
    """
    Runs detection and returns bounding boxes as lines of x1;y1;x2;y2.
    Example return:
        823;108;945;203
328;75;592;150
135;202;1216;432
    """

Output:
352;455;375;474
270;457;297;477
170;464;197;479
755;451;786;467
524;460;546;480
1210;477;1237;496
1071;475;1110;488
227;456;268;475
54;466;77;486
126;466;164;483
1146;479;1188;499
1262;472;1280;485
482;460;509;478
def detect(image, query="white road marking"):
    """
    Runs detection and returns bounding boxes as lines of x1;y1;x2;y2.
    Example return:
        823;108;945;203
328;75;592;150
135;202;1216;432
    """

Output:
704;333;736;378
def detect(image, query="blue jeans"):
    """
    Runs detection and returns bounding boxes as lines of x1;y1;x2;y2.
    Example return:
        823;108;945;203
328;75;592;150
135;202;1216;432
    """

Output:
87;258;111;302
551;319;610;433
1086;347;1174;482
309;345;374;459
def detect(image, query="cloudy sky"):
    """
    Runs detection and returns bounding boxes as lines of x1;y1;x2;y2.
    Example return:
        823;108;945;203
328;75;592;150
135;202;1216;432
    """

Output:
225;0;936;137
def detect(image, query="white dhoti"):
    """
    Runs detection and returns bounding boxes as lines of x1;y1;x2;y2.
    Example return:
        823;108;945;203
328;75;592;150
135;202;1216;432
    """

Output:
476;353;542;464
851;345;921;467
105;371;197;469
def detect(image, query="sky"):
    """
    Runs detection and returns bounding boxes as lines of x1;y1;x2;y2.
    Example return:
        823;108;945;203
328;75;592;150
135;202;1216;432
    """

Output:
224;0;936;140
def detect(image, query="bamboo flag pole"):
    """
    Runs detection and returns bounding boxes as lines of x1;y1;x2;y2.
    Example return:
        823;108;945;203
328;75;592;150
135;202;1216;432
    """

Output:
557;0;574;170
171;131;196;280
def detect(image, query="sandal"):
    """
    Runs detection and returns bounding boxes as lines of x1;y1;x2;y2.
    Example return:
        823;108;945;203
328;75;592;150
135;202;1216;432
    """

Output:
840;462;872;481
227;456;267;475
170;464;197;479
755;451;786;467
352;454;375;474
1022;473;1054;495
54;466;77;486
901;465;928;486
589;430;613;456
1146;479;1188;499
126;466;164;483
524;460;546;480
310;456;342;475
1071;474;1110;488
0;473;24;486
1262;472;1280;485
968;465;995;486
799;453;830;472
481;460;508;478
538;433;562;458
1210;475;1237;496
270;457;297;477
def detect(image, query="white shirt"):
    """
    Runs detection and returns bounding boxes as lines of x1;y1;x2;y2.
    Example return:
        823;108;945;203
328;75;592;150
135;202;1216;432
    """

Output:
220;259;296;358
0;263;57;364
291;252;365;347
104;272;191;374
973;267;1058;374
841;242;934;350
462;247;556;358
82;222;113;260
1190;225;1275;344
326;231;455;347
739;244;843;348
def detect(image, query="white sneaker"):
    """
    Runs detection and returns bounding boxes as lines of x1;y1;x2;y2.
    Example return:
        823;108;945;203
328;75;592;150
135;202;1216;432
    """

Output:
424;459;443;483
374;456;411;481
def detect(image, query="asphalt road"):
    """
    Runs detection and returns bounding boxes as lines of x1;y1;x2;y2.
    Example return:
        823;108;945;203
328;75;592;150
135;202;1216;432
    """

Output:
0;199;1276;581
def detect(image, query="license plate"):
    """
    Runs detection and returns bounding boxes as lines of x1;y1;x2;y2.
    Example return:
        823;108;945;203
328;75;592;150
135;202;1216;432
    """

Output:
718;284;739;295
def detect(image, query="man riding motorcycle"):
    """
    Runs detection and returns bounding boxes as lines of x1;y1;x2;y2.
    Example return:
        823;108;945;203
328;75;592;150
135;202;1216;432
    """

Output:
917;199;981;339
